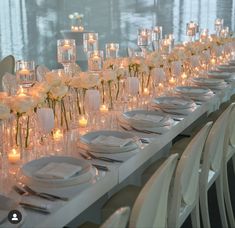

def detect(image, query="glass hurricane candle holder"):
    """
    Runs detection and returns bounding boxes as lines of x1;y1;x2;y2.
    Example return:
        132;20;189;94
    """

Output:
186;21;198;42
88;50;104;71
16;60;35;88
137;28;152;54
57;39;76;74
83;33;99;53
159;38;171;55
152;26;162;51
220;27;229;38
69;12;84;32
105;43;119;59
200;29;209;42
215;18;224;36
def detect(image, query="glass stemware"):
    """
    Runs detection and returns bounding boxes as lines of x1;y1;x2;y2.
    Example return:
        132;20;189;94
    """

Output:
152;26;162;51
83;33;99;53
57;39;76;75
87;50;104;72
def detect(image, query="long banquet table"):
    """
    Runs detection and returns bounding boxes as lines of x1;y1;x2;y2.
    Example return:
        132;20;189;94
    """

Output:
4;85;235;228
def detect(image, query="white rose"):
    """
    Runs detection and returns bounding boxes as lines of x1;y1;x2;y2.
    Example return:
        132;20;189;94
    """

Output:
70;72;99;89
0;102;10;120
102;69;116;82
11;96;36;114
45;72;62;87
49;85;68;100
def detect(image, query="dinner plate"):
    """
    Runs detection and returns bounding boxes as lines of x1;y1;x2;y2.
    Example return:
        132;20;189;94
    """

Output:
21;156;94;187
207;71;232;79
153;96;195;109
191;77;225;86
80;130;138;154
122;110;172;128
217;64;235;72
175;86;211;95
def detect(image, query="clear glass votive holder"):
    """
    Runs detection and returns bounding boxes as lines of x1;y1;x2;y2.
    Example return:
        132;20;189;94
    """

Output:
83;33;99;53
16;60;35;88
214;18;224;36
200;29;209;42
105;43;119;59
88;50;104;71
57;39;76;72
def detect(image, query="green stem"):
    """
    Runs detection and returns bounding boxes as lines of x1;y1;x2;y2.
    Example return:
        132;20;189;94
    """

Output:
76;89;81;115
141;73;144;93
15;113;20;146
146;68;152;88
61;99;69;130
60;101;63;127
108;81;113;109
101;81;105;104
25;115;30;148
116;77;120;100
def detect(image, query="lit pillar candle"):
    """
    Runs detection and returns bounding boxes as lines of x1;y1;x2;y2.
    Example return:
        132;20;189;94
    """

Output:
18;68;30;76
169;77;176;86
8;148;20;164
17;86;26;97
143;88;149;96
79;115;88;128
181;72;187;80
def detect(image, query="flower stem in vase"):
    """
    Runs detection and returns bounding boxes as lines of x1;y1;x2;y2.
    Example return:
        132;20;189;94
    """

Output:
25;115;30;148
101;80;105;104
108;81;113;109
116;77;120;100
141;73;144;93
146;67;153;88
75;89;82;115
61;99;69;130
82;89;86;114
60;101;64;127
15;113;20;146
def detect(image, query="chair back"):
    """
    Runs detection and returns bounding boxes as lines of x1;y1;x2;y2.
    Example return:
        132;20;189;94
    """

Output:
129;154;178;228
202;105;232;176
168;122;212;227
100;207;130;228
2;73;18;95
0;55;15;91
227;103;235;147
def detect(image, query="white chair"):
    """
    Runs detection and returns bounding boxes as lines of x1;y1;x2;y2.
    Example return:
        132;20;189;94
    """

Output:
0;55;15;91
80;207;130;228
199;105;232;228
102;154;178;227
35;65;49;82
100;207;130;228
2;73;18;95
223;103;235;227
168;122;212;228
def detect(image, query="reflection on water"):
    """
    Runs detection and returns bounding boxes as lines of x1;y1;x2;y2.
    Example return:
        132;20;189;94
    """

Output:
0;0;234;69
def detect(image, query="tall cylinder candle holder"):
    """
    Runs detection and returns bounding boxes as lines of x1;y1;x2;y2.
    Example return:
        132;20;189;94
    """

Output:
57;39;76;74
83;33;99;53
220;27;229;38
200;29;209;42
159;37;171;56
16;60;35;88
137;28;152;55
105;43;119;59
69;12;84;32
214;18;224;36
186;21;198;42
88;50;104;72
152;26;162;51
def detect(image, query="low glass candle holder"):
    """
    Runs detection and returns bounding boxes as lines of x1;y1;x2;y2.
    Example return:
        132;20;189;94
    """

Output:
83;33;99;53
152;26;162;41
186;21;198;41
159;38;171;55
57;39;76;73
220;27;229;38
16;60;35;88
200;29;209;42
88;50;104;71
105;43;119;59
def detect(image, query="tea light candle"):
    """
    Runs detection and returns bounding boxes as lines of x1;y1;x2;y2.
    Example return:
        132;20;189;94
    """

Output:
18;68;30;76
181;72;187;79
211;58;216;65
143;88;149;96
53;128;63;141
169;77;176;86
71;26;79;31
8;148;20;164
100;104;108;113
17;86;26;97
88;36;96;44
109;43;116;51
62;41;71;50
79;116;88;128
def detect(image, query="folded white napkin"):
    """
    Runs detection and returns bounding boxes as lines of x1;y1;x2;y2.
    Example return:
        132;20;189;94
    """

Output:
169;99;189;106
34;162;82;179
131;114;163;123
91;135;133;147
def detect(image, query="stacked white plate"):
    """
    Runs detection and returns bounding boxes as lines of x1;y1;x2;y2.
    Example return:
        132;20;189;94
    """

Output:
80;130;138;154
122;110;174;134
21;156;94;188
207;70;235;83
152;96;196;115
217;64;235;72
191;77;228;90
175;86;214;101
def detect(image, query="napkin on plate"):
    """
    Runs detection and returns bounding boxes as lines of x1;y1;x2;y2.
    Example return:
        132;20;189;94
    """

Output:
34;162;82;179
169;99;189;106
131;114;163;123
91;135;133;147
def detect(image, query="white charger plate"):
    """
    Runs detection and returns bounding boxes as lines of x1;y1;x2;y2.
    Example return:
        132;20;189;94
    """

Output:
80;130;138;154
192;77;225;86
21;156;93;188
122;110;171;128
153;96;195;109
207;71;232;79
175;86;211;95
